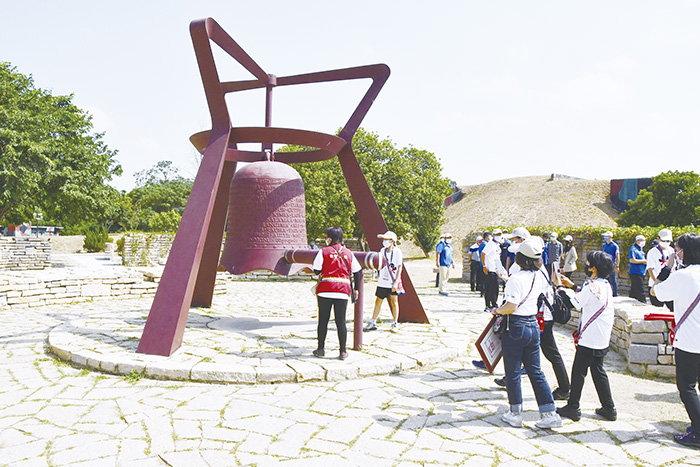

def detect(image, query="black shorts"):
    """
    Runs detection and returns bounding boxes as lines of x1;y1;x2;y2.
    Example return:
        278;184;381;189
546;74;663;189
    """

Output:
376;286;397;299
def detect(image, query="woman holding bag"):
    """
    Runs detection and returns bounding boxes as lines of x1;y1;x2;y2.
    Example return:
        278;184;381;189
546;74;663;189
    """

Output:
493;237;562;429
557;251;616;422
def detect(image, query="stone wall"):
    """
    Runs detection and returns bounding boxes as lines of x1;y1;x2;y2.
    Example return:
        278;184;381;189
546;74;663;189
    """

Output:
0;270;228;309
0;237;51;270
121;233;174;267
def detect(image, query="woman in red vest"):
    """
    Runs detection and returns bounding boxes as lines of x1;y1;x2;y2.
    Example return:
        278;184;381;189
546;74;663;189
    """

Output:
312;227;361;360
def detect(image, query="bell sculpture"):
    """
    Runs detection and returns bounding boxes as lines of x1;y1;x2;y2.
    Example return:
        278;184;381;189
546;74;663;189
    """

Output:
221;159;308;276
136;17;426;357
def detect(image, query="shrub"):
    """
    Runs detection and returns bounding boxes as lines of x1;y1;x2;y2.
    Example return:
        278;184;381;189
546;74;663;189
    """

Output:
83;226;109;252
148;210;181;233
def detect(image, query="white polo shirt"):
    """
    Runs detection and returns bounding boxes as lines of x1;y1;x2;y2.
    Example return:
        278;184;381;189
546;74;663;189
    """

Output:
646;244;673;287
571;278;614;350
482;240;506;276
653;265;700;354
503;269;549;317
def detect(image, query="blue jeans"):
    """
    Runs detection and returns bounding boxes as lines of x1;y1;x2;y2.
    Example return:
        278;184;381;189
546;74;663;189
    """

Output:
607;272;618;297
501;315;555;413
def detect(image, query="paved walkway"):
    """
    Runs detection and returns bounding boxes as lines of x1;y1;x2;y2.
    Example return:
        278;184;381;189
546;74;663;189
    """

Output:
1;258;699;466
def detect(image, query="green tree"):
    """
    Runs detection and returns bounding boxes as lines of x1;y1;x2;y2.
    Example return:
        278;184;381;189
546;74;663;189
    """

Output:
126;160;193;231
618;171;700;227
285;128;452;255
0;62;121;227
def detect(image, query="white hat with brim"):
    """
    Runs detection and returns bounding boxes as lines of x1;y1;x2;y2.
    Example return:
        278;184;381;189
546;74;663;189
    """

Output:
511;227;530;240
659;229;673;242
636;235;646;242
564;235;573;242
602;231;613;238
378;231;397;242
517;237;544;259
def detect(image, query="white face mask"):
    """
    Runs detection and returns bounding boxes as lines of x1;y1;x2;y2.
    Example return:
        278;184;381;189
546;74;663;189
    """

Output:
325;238;331;246
445;238;452;244
638;241;646;248
383;240;392;248
494;235;502;244
660;241;671;248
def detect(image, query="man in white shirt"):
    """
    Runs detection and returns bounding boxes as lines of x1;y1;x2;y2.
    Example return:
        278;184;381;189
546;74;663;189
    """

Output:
481;231;507;311
647;229;675;310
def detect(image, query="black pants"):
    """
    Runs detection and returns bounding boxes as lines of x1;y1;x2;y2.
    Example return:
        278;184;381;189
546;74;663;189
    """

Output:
470;260;481;291
484;272;499;308
317;297;347;351
649;287;674;311
629;274;646;303
568;345;614;410
541;321;570;393
676;349;700;432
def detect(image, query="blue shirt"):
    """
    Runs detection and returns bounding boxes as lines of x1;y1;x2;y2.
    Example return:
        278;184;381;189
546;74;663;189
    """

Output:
436;241;453;267
629;244;646;275
541;241;549;266
602;240;620;265
478;241;487;266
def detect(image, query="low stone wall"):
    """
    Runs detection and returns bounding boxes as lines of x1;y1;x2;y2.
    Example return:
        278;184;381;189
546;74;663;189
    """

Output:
565;297;675;378
0;270;228;309
0;237;51;270
121;233;174;267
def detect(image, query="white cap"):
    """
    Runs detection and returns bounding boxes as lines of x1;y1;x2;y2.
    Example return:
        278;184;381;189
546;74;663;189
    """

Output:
602;231;613;238
493;228;502;235
378;231;397;242
511;227;530;240
550;232;558;240
658;229;673;242
445;232;452;238
564;235;573;242
636;235;646;242
517;237;544;259
476;235;483;241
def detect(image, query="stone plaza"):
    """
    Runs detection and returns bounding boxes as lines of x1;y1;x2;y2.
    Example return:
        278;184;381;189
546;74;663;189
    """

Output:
1;257;699;466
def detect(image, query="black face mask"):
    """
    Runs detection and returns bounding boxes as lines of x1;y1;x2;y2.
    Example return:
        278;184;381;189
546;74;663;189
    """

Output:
584;265;593;277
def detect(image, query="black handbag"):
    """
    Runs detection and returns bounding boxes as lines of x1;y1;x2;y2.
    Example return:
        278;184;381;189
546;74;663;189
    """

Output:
492;314;508;336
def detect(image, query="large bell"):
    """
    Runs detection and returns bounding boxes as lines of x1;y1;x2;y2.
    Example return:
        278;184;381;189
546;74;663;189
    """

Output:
221;160;308;276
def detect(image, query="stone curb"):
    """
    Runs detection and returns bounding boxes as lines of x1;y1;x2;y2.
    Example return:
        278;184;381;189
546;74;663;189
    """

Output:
47;318;465;384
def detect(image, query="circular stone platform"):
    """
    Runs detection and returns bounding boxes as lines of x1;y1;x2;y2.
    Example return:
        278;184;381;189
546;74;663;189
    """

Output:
47;278;472;384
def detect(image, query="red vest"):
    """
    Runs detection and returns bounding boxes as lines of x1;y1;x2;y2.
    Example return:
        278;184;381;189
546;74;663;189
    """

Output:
317;245;353;295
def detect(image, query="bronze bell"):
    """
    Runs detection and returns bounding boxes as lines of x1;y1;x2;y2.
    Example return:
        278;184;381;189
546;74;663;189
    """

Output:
220;160;308;276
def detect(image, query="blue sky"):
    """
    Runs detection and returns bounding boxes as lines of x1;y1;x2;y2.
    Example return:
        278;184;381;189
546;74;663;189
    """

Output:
2;1;700;191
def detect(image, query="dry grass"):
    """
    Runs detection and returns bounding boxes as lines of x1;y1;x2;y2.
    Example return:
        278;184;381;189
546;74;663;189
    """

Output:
442;175;618;241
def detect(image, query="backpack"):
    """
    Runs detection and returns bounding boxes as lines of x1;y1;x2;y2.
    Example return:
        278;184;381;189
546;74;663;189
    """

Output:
537;289;572;325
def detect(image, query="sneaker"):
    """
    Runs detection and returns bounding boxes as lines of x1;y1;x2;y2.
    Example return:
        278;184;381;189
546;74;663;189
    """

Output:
484;306;491;312
595;406;617;421
339;351;348;360
674;431;700;449
439;291;449;296
556;404;581;421
312;348;325;358
552;388;569;401
501;411;523;428
472;360;487;370
391;322;399;333
363;321;377;332
536;411;563;429
494;377;506;387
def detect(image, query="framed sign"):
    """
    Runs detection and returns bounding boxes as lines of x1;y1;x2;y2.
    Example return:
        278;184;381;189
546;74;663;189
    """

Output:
474;315;503;374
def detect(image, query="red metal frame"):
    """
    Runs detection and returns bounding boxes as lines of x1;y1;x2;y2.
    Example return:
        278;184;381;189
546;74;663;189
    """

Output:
137;18;427;356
